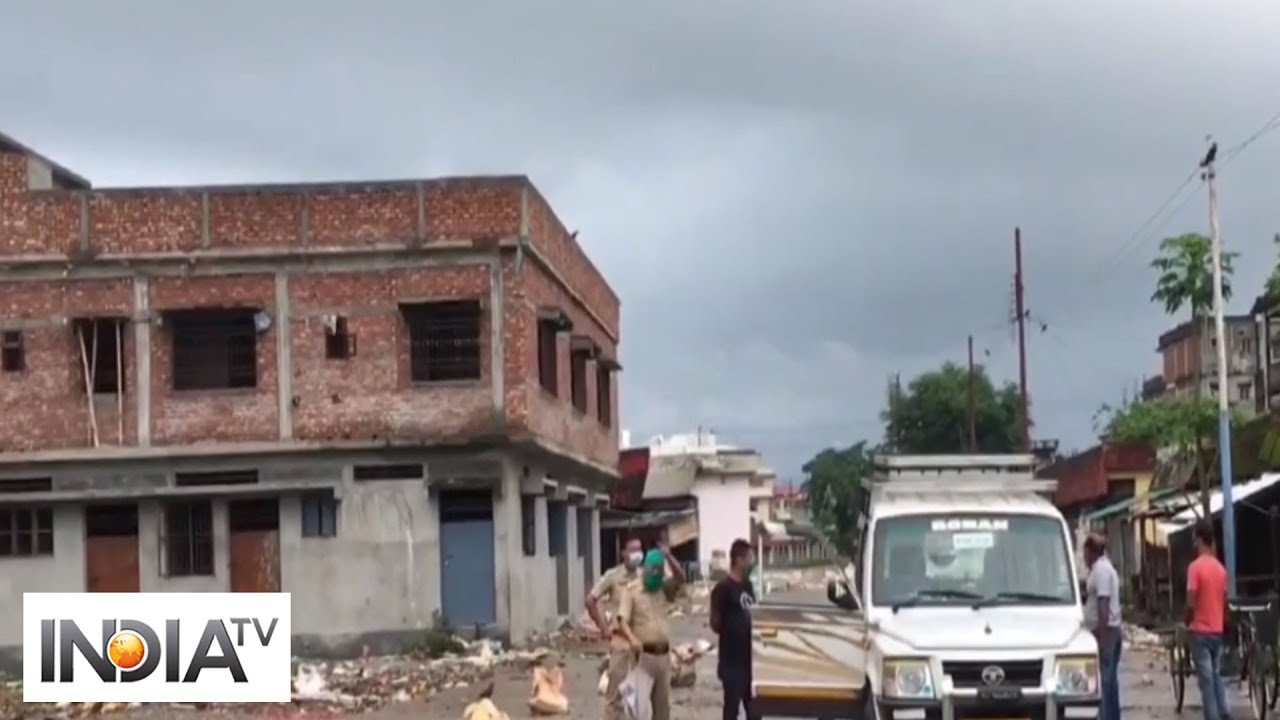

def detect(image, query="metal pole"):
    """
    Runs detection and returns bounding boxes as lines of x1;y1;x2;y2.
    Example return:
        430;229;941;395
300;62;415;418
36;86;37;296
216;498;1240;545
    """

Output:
757;526;766;594
1014;228;1031;452
967;335;977;452
1269;506;1279;592
1206;160;1237;597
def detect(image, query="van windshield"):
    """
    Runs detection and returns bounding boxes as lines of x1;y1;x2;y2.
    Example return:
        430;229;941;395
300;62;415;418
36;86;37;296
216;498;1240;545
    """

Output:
870;513;1076;608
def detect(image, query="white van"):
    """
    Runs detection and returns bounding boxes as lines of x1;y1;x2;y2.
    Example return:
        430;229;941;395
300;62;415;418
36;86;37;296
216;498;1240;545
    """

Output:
751;455;1102;720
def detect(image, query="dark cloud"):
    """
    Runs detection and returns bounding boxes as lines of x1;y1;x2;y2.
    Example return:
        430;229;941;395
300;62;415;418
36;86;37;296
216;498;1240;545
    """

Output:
3;0;1280;476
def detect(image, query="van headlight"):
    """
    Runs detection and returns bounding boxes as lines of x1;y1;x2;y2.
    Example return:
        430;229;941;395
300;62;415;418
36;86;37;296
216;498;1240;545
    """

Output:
883;658;935;699
1054;656;1099;696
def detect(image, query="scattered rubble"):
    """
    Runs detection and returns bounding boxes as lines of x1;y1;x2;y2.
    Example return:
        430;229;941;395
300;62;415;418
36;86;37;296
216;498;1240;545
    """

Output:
1123;624;1164;651
287;638;548;711
2;635;564;718
528;652;569;715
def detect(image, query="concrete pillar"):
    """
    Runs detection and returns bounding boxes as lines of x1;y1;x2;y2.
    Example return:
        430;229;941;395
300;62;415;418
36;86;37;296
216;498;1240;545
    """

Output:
489;257;505;419
275;272;293;440
565;499;584;618
493;459;523;637
133;277;151;446
535;495;550;557
590;505;602;584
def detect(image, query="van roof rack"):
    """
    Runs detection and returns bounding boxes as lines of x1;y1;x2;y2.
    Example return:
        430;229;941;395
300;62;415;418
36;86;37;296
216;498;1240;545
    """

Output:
865;453;1052;495
867;477;1059;496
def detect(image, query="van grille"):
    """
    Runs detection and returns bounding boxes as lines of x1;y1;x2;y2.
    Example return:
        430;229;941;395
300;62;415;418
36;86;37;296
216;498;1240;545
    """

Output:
942;660;1043;688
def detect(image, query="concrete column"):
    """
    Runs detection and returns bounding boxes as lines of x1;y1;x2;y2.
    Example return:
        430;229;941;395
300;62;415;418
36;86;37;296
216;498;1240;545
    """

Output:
493;457;523;639
489;257;504;422
590;505;602;584
535;495;550;557
275;272;293;440
565;499;584;618
133;277;151;446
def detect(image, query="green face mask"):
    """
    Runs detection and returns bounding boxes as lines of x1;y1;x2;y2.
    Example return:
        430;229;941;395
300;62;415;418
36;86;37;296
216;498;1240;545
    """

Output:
643;572;663;592
642;549;665;592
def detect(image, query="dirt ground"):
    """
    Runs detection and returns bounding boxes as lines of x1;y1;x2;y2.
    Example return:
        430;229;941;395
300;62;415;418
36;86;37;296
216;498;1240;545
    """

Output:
107;645;1252;720
6;583;1260;719
106;611;722;720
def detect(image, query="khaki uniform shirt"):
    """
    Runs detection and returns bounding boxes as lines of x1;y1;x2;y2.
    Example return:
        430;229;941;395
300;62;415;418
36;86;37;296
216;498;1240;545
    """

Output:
619;580;679;647
590;565;641;650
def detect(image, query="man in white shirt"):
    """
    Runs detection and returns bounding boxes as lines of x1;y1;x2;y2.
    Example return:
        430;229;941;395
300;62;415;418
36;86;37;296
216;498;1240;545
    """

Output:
1083;533;1122;719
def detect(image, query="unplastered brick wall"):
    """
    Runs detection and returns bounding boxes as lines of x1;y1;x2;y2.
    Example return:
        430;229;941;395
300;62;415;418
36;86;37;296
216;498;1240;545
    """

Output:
288;266;496;443
0;143;622;465
505;256;619;469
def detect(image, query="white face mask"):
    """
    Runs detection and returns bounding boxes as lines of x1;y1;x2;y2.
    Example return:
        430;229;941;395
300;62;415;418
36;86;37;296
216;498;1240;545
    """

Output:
625;551;644;569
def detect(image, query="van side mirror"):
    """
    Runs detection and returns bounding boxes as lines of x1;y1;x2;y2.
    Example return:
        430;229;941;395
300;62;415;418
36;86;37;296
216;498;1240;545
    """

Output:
827;579;857;611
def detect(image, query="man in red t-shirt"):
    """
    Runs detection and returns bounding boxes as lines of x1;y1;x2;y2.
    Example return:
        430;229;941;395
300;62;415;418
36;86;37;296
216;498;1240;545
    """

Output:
1186;520;1231;720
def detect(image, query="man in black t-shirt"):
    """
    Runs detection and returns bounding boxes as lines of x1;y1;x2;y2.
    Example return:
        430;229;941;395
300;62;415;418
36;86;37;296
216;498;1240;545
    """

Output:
710;538;759;720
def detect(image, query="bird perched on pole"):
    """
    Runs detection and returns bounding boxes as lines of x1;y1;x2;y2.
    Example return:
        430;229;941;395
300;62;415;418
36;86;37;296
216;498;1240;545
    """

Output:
1201;136;1217;170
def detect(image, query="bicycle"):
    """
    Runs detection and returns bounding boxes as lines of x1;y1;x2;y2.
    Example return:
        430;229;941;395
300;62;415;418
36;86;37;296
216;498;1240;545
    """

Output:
1165;623;1192;713
1227;596;1280;720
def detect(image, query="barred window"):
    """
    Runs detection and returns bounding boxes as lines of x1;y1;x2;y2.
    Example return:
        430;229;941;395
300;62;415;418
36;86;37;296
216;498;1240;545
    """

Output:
402;300;481;382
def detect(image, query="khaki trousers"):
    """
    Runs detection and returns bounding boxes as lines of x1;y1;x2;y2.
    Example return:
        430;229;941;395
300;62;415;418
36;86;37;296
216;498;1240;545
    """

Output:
639;651;672;720
603;646;633;720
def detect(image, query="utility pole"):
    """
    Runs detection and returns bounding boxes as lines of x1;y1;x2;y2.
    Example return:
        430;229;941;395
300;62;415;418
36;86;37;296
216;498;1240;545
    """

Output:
1014;227;1031;452
967;335;977;452
1204;141;1238;597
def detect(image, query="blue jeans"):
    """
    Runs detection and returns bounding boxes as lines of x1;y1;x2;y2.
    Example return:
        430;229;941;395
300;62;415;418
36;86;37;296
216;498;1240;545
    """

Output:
1098;628;1122;720
1190;632;1232;720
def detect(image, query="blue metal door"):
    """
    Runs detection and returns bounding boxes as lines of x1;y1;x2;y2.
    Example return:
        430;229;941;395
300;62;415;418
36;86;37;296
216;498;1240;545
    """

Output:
439;491;497;628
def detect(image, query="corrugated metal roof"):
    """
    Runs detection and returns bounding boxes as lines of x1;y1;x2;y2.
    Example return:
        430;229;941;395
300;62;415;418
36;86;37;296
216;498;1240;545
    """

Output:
1159;473;1280;535
1081;486;1181;523
601;508;696;529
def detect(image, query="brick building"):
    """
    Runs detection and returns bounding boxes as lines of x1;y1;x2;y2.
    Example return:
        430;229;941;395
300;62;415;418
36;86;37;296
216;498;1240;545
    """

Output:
0;131;621;666
1146;315;1256;411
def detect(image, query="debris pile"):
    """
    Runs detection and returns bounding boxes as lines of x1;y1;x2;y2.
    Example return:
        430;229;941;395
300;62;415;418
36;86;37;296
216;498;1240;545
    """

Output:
8;636;558;718
290;638;549;711
0;689;140;720
528;652;569;715
1122;624;1164;651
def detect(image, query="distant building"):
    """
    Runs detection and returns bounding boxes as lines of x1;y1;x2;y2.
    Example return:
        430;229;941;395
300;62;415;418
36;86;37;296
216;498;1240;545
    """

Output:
601;430;774;577
1149;316;1256;411
1251;294;1280;414
751;485;834;566
1039;442;1157;587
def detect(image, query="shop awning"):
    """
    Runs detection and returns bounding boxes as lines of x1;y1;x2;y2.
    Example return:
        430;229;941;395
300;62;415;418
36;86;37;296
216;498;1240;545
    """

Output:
1081;487;1182;524
600;508;696;530
1158;473;1280;535
641;455;699;499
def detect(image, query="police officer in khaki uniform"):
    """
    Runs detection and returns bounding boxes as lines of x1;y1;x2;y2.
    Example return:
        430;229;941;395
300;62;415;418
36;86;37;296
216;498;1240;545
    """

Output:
585;536;644;720
617;542;686;720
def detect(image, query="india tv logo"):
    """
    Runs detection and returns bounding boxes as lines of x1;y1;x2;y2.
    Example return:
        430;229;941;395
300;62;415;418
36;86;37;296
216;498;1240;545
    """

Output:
23;592;292;703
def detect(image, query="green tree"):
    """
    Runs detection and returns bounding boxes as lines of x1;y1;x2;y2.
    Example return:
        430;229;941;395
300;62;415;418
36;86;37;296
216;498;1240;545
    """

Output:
1150;232;1236;319
1100;396;1244;516
1149;232;1237;514
801;443;872;557
1265;233;1280;299
882;362;1023;454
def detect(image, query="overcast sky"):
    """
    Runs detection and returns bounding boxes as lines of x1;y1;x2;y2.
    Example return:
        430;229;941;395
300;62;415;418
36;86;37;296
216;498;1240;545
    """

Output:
4;1;1280;479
